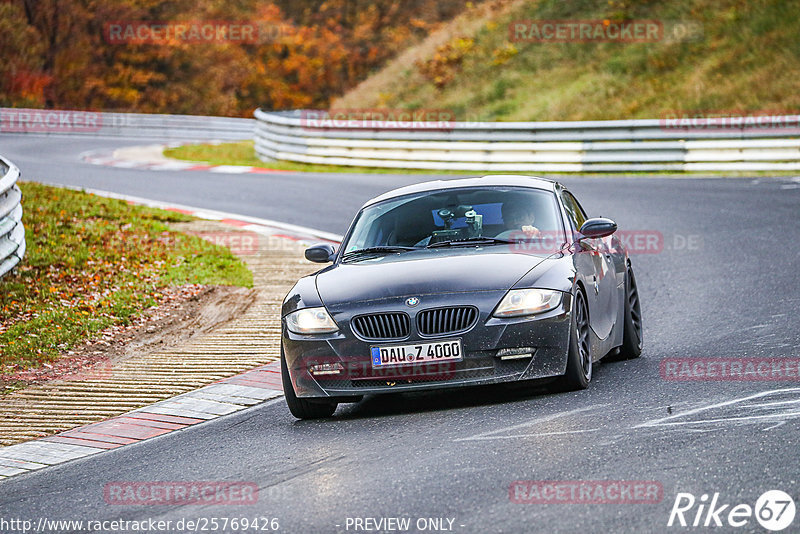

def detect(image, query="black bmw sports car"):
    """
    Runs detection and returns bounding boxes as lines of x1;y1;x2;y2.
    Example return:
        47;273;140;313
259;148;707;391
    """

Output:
281;175;642;419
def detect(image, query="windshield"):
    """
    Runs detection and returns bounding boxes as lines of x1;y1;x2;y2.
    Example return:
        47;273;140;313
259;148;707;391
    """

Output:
341;187;563;254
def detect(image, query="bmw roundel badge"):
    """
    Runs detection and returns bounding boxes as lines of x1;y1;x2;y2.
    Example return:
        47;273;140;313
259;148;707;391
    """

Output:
405;297;420;307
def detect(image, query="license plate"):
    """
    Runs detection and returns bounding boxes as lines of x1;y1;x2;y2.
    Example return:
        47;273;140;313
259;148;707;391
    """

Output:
371;339;463;368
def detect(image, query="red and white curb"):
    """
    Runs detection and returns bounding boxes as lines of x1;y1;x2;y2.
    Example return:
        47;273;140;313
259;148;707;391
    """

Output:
52;186;343;245
0;363;283;479
80;145;293;175
0;191;342;482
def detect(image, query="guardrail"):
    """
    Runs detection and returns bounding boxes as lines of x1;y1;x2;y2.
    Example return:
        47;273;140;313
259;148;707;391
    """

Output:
254;109;800;172
0;108;253;141
0;156;25;279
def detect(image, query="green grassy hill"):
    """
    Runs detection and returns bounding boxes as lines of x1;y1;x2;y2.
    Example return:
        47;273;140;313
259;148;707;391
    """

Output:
333;0;800;121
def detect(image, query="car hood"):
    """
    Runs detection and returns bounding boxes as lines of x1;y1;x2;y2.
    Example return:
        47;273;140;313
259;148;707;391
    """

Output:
316;248;549;308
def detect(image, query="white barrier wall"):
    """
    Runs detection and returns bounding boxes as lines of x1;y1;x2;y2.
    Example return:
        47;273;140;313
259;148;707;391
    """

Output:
0;108;253;141
254;109;800;172
0;156;25;278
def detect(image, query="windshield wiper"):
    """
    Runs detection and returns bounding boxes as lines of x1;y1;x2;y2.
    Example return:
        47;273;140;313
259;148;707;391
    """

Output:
341;246;419;260
426;237;515;248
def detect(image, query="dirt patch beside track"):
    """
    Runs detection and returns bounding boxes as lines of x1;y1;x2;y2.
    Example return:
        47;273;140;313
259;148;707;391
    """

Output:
0;220;317;446
2;284;256;390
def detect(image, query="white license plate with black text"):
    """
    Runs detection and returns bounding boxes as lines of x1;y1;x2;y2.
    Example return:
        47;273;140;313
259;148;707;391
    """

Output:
371;339;462;368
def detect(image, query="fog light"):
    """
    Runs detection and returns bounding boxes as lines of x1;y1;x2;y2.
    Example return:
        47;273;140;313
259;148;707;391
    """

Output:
497;347;535;360
309;362;344;375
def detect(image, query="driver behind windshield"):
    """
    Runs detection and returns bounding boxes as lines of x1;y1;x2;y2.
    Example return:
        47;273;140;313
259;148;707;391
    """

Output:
495;199;541;240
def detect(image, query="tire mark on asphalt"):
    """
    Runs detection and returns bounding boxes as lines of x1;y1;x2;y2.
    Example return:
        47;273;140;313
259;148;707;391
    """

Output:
635;387;800;429
257;454;347;491
454;404;607;442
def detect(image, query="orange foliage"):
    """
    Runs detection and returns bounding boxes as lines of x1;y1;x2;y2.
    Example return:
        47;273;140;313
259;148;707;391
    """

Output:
416;37;475;89
0;0;467;115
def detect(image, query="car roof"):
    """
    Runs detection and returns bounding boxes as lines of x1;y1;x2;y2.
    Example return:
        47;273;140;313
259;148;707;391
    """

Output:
363;175;561;208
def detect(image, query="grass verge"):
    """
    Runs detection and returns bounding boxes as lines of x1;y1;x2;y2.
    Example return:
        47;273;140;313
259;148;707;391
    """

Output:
164;141;464;175
0;183;252;371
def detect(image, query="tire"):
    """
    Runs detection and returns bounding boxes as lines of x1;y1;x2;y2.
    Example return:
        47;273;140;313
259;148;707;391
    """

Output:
616;264;643;360
555;289;592;391
281;349;337;419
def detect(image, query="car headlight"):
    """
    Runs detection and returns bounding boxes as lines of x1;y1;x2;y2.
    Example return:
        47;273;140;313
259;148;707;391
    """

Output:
285;307;339;334
493;289;563;318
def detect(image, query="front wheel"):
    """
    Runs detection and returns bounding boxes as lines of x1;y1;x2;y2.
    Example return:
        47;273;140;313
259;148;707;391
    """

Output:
281;350;337;419
555;290;592;391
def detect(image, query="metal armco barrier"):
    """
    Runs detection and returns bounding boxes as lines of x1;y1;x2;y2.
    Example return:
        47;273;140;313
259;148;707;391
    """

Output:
0;156;25;279
254;109;800;172
0;108;253;141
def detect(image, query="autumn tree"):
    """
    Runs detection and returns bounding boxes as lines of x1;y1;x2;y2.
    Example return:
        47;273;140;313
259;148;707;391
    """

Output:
0;0;471;115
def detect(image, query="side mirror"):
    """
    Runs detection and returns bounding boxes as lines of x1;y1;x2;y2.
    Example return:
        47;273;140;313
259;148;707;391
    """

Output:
579;218;617;239
305;243;336;263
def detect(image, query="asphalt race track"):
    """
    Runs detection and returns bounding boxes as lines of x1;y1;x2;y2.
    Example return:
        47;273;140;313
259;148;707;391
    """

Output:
1;134;799;533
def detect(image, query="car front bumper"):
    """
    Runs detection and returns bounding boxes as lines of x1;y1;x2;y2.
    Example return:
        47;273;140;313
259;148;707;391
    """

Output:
282;292;573;398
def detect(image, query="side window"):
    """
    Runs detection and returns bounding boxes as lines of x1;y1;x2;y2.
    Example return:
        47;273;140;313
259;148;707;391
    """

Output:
562;192;587;230
561;193;578;230
570;194;589;227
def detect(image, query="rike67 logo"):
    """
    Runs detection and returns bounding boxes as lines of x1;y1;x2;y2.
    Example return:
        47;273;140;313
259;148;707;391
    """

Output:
668;490;796;531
